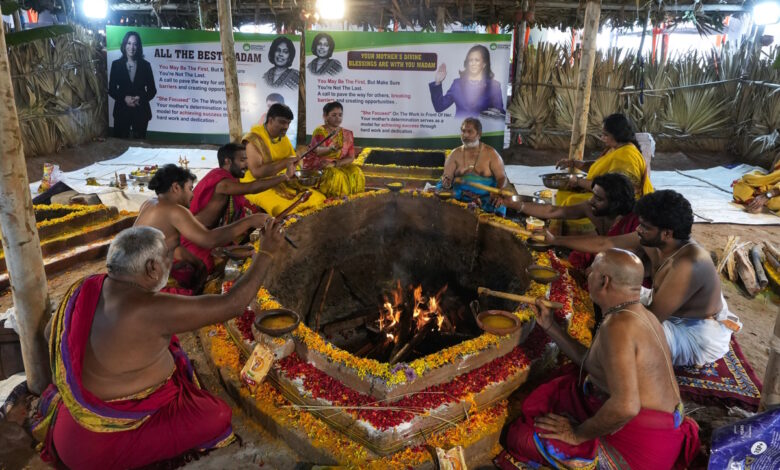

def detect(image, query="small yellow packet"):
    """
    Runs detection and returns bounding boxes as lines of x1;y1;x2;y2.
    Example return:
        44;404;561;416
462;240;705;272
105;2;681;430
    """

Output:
435;445;467;470
240;344;274;392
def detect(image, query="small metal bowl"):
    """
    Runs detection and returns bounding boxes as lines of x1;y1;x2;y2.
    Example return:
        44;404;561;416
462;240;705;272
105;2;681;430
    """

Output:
386;182;404;192
534;189;554;204
526;264;560;284
509;194;545;205
254;308;301;336
526;238;553;252
295;169;322;187
222;244;255;260
476;310;521;336
540;172;574;190
134;174;152;184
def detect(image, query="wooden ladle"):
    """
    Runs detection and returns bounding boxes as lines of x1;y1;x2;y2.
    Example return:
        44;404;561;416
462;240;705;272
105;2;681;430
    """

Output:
477;287;563;310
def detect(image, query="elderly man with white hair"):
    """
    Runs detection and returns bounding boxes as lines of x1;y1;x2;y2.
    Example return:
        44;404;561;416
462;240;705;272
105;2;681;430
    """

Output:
32;218;286;468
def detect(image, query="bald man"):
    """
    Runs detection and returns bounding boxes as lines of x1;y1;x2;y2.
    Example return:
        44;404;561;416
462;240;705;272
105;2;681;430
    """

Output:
544;190;741;366
498;249;699;470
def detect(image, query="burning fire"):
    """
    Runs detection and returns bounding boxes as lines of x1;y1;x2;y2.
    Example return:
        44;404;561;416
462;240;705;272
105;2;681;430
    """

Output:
378;281;452;343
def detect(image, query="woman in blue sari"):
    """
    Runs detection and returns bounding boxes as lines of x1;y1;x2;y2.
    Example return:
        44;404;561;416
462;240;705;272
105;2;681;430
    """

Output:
438;118;509;216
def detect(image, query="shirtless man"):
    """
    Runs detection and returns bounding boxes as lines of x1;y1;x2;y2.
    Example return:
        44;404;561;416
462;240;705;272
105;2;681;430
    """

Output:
502;173;638;271
438;117;509;215
35;220;287;468
134;164;269;291
500;249;698;469
544;190;741;366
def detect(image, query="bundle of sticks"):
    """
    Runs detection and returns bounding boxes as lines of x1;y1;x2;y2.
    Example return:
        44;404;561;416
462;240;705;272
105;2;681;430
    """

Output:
717;238;780;297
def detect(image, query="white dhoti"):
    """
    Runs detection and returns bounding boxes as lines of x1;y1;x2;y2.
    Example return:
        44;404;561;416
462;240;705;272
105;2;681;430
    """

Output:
641;288;742;367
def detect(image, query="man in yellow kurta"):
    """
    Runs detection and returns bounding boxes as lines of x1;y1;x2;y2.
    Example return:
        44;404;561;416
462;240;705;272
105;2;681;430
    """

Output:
554;114;653;233
732;160;780;215
241;103;326;216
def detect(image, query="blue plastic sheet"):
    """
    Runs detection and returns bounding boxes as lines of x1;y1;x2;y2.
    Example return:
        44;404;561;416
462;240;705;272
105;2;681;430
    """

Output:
709;408;780;469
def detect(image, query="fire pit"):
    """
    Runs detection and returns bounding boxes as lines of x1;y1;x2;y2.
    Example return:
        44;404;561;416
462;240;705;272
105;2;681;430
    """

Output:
211;192;596;462
355;147;450;187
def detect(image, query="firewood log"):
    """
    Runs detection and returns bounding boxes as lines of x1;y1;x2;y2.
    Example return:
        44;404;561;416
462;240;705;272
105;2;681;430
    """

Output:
735;246;761;296
750;246;769;289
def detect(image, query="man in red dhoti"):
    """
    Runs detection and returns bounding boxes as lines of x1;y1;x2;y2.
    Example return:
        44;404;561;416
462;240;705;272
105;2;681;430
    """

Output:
502;173;640;272
496;249;699;470
32;221;287;468
181;142;293;273
134;162;274;294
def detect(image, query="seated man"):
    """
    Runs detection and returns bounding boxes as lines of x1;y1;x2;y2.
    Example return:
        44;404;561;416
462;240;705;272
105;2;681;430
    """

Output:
504;173;638;270
498;249;699;470
545;190;742;366
135;164;269;293
438;117;509;216
242;103;326;216
32;220;286;468
181;143;291;272
732;160;780;215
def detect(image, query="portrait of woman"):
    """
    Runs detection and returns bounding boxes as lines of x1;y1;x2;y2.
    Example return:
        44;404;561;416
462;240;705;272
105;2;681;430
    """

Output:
108;31;157;139
307;33;342;76
263;36;299;89
428;45;504;118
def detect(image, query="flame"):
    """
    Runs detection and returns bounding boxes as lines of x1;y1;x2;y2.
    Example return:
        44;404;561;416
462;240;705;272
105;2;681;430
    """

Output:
377;281;451;338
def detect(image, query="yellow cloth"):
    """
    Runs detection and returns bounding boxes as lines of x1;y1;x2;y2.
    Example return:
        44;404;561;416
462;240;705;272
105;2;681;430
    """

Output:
555;144;654;234
311;126;365;198
732;163;780;215
241;124;326;216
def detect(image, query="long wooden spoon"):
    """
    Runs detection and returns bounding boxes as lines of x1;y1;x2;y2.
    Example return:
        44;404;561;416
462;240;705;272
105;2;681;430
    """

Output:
477;287;563;310
453;178;515;197
481;218;546;241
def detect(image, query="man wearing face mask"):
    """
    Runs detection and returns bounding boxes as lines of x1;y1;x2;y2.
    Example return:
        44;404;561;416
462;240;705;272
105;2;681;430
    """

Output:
32;221;286;468
241;103;326;216
543;190;742;366
438;117;509;216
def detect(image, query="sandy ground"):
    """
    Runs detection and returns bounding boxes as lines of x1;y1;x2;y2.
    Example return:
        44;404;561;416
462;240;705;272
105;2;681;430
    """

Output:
1;138;778;468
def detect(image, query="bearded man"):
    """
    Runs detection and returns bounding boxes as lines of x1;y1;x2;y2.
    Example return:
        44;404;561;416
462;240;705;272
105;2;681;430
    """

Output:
438;117;509;215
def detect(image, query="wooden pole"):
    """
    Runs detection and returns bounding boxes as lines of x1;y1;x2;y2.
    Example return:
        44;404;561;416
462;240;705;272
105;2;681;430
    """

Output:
759;307;780;410
0;13;51;395
435;7;445;33
567;0;601;161
216;0;242;142
12;10;21;31
512;0;529;94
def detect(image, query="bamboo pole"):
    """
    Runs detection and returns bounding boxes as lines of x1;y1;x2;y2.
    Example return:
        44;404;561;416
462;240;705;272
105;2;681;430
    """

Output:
436;7;445;33
759;307;780;410
512;0;529;94
0;16;51;394
567;0;601;162
12;11;21;31
217;0;242;142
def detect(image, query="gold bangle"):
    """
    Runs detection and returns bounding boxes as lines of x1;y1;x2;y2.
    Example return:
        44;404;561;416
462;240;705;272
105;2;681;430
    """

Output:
257;250;274;259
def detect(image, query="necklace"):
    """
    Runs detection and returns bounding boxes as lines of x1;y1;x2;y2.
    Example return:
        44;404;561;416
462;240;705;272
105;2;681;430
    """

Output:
654;241;694;276
603;299;641;317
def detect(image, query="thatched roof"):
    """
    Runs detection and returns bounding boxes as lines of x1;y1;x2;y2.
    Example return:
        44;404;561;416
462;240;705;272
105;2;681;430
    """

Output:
109;0;754;32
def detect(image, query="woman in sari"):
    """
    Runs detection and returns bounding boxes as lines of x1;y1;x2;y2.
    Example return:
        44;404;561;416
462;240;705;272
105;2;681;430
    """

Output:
554;113;653;233
303;101;365;198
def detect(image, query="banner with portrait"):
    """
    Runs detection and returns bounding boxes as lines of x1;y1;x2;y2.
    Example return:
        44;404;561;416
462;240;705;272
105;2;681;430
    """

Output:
304;31;511;149
106;26;301;145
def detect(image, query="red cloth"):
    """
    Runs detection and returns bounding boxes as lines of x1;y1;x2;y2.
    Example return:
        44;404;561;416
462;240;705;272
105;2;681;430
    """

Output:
36;274;234;468
497;369;699;470
181;168;252;272
569;213;640;271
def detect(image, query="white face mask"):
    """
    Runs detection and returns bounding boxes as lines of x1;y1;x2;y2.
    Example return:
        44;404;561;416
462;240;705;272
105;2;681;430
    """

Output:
461;138;480;149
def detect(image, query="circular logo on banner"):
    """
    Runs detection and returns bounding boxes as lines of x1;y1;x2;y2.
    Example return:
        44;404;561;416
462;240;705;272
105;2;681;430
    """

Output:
490;43;497;50
751;441;767;455
243;43;251;52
